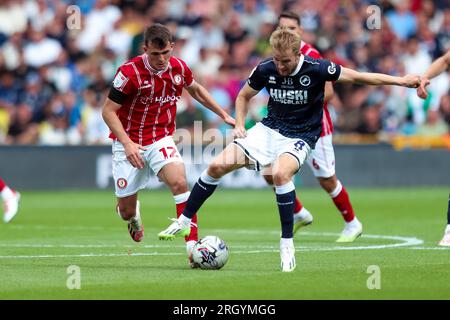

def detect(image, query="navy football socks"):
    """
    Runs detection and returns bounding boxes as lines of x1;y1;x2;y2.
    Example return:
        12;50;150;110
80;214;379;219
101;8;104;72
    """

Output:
447;194;450;225
183;176;219;219
276;190;296;238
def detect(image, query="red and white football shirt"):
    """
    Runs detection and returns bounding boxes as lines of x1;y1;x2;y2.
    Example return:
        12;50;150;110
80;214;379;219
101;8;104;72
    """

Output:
110;55;194;146
300;41;333;137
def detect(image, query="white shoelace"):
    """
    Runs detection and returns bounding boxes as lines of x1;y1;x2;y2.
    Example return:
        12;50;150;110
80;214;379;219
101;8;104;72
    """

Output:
168;217;198;228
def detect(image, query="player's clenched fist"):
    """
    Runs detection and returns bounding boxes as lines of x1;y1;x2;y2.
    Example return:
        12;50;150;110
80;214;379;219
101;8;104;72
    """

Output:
417;77;431;99
402;74;421;88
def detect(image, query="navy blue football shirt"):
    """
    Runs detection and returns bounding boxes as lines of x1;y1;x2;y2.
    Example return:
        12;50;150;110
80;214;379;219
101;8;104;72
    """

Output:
247;55;341;149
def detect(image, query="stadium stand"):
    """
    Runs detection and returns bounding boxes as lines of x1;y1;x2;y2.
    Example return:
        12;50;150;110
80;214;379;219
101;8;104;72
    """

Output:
0;0;448;146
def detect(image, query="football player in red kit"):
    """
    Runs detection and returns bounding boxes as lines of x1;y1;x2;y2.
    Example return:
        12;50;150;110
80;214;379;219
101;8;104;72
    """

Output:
102;24;235;265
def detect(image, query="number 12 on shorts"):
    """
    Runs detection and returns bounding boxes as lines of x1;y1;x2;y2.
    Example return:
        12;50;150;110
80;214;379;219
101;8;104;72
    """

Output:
158;146;178;159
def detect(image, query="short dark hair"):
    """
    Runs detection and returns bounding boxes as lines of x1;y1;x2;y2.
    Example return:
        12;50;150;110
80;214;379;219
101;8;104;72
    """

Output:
144;23;173;48
278;11;301;26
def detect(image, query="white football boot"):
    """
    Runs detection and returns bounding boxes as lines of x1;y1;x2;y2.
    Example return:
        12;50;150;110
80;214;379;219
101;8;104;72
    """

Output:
158;216;191;240
117;201;144;242
336;218;363;243
438;225;450;247
3;191;20;223
280;238;296;272
293;207;313;235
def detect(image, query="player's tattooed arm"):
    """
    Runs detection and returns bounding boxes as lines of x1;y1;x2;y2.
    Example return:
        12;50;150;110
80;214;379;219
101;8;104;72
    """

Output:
102;98;146;169
186;82;235;127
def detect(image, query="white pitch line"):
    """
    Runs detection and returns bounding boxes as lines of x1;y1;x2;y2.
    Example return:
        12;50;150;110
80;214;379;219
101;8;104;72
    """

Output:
0;244;122;248
409;246;450;250
3;224;425;248
0;231;423;250
7;225;108;231
0;245;441;259
0;252;184;259
214;229;424;250
0;231;426;259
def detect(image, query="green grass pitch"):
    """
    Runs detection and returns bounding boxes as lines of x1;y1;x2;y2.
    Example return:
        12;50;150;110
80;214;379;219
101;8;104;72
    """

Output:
0;188;449;299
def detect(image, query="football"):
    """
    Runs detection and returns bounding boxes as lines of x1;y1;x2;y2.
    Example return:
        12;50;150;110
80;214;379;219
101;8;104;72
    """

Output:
190;235;229;269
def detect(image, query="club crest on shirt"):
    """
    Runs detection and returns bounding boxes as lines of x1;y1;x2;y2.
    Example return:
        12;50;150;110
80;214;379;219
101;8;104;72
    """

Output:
327;62;336;75
174;74;182;85
117;178;128;189
113;71;127;89
140;96;152;104
299;75;311;86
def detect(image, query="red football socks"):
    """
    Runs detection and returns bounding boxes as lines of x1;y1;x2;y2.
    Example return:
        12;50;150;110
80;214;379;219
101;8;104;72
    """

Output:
0;178;6;192
331;184;355;223
294;196;303;214
176;201;198;242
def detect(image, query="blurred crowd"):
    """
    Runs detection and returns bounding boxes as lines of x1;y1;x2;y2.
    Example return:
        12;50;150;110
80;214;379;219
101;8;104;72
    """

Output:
0;0;448;146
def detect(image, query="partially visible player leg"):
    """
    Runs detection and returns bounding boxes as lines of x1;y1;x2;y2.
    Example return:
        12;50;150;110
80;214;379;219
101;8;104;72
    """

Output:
307;135;362;242
116;193;144;242
318;175;362;242
438;194;450;246
272;154;302;272
112;140;147;242
158;143;248;240
263;171;306;214
157;161;199;260
174;192;198;247
0;177;20;223
262;171;313;234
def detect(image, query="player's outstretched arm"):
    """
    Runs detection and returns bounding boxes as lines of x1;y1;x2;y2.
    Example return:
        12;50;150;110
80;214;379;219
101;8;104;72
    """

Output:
102;98;146;169
234;83;259;138
186;82;235;127
337;67;421;88
417;50;450;99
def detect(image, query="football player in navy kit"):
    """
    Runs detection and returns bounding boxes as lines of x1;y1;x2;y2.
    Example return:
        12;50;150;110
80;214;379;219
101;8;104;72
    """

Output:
159;27;421;272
